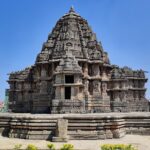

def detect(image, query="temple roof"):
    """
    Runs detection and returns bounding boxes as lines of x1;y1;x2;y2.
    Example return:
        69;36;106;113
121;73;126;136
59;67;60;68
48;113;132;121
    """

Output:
55;49;82;74
36;7;109;64
9;67;32;81
69;6;75;13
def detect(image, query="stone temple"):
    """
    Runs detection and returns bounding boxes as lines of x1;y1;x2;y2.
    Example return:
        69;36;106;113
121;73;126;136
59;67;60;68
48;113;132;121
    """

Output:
8;7;149;113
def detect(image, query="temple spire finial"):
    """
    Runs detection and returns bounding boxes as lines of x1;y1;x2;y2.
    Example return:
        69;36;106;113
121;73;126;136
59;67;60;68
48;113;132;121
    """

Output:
69;6;75;13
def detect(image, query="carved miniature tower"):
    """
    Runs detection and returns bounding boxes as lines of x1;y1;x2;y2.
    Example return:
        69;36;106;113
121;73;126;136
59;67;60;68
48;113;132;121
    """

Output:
51;49;84;113
8;8;149;113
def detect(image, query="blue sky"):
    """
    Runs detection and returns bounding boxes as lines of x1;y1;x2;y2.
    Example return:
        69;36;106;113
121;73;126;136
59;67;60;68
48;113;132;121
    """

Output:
0;0;150;100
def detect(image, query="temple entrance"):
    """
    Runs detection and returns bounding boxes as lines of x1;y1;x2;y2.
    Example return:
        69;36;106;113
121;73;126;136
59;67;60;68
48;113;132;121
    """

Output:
65;87;71;99
65;75;74;83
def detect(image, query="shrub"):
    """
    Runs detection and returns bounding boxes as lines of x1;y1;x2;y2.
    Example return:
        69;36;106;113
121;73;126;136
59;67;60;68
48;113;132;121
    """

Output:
47;143;56;150
26;144;38;150
60;144;74;150
13;144;22;150
101;144;137;150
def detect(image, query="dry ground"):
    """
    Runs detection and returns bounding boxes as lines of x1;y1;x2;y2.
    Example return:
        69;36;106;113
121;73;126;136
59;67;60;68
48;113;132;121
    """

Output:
0;135;150;150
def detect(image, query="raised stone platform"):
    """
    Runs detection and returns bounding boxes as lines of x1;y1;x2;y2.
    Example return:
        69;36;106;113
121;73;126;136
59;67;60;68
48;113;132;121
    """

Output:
0;112;150;141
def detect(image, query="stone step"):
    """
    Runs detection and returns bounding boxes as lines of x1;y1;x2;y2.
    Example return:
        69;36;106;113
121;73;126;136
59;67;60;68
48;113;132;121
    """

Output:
9;122;56;126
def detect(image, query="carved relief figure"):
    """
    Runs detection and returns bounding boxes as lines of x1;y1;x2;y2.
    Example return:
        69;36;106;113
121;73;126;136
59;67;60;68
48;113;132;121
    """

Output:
93;80;99;92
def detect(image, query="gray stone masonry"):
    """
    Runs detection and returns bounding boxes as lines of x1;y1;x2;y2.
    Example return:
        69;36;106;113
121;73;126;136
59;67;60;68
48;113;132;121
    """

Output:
0;112;150;140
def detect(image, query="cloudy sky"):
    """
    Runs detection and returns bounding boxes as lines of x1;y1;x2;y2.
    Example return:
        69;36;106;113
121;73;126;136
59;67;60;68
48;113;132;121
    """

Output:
0;0;150;100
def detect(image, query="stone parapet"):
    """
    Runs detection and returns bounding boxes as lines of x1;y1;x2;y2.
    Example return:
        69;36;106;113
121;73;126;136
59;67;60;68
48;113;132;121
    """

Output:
0;113;150;141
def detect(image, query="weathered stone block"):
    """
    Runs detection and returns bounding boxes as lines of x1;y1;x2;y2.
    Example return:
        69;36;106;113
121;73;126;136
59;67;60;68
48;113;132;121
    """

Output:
52;119;68;142
105;130;113;139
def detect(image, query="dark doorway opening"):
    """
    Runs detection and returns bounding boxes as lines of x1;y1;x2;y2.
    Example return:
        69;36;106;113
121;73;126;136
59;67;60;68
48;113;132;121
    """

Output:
65;75;74;83
65;87;71;99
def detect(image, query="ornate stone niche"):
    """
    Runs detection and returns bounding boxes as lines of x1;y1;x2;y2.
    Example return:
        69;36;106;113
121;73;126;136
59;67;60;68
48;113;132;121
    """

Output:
88;81;93;95
40;81;47;94
114;82;119;89
139;91;145;100
119;91;126;101
92;64;100;76
113;92;120;102
102;68;108;80
139;81;145;88
134;91;139;100
88;64;93;76
93;80;100;93
41;66;47;77
134;80;139;88
10;83;15;90
24;83;30;90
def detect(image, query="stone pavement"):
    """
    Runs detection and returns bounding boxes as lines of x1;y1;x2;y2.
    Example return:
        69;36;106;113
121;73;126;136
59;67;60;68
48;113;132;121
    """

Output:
0;135;150;150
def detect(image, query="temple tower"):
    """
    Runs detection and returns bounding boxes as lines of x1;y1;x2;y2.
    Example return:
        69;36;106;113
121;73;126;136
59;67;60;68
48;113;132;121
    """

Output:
8;8;149;113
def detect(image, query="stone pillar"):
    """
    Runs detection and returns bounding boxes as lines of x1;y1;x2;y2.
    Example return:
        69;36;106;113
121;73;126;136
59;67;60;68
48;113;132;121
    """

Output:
83;63;88;77
55;87;61;99
61;87;64;99
52;119;68;142
52;63;54;75
84;80;89;95
71;87;74;99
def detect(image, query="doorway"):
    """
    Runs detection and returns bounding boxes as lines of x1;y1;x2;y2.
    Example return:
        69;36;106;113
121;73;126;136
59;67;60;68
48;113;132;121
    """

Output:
65;75;74;83
65;87;71;99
